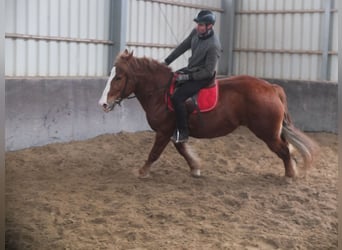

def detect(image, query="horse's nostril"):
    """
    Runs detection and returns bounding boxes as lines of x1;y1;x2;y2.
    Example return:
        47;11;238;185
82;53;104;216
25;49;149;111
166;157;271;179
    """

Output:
102;103;108;110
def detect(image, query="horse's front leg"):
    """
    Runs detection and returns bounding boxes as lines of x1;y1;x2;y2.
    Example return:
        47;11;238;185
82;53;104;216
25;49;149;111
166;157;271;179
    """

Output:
174;143;201;177
139;132;170;178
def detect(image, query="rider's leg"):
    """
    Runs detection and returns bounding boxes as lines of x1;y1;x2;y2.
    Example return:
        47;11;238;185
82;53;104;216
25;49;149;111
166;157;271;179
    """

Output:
170;80;208;143
171;90;189;143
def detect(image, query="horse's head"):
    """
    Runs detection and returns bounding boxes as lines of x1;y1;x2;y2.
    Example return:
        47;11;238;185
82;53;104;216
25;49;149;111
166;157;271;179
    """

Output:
99;50;136;112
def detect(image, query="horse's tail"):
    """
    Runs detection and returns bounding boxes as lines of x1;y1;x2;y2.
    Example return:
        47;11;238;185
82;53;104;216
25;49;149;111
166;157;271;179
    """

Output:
273;84;320;171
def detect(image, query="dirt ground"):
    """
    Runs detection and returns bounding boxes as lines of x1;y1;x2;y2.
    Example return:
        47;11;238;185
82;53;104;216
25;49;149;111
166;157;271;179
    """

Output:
5;127;337;250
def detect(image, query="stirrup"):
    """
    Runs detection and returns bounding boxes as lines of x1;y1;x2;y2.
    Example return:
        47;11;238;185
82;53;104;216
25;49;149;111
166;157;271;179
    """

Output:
171;129;188;143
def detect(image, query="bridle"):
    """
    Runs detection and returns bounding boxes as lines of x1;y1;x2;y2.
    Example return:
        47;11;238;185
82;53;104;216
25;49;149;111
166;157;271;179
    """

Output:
114;77;136;106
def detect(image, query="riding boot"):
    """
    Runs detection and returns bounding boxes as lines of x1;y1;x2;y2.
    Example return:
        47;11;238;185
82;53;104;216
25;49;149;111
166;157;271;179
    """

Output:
171;102;189;143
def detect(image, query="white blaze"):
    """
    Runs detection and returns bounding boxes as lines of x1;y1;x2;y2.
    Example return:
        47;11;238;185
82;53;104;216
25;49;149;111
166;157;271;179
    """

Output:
98;66;116;106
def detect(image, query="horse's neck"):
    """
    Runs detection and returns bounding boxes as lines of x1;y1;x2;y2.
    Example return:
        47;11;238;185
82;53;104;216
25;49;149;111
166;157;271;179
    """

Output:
134;71;171;110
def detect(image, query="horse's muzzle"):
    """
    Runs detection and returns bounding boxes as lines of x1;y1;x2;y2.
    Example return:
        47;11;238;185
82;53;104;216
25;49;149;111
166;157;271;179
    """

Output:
102;102;115;112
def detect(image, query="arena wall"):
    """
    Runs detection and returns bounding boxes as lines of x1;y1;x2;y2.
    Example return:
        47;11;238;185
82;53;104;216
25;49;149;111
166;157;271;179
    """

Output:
5;78;150;151
5;78;337;151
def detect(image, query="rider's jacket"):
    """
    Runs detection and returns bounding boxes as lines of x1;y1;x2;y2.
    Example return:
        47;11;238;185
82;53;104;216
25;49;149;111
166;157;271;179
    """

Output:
165;28;222;81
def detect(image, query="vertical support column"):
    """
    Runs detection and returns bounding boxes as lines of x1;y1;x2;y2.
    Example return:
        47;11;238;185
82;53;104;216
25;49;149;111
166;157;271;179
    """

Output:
218;0;236;76
108;0;127;72
0;0;4;248
320;0;332;80
339;0;342;244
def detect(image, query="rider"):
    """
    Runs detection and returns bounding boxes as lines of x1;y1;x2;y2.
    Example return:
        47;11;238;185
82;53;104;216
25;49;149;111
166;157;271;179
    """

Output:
164;10;222;143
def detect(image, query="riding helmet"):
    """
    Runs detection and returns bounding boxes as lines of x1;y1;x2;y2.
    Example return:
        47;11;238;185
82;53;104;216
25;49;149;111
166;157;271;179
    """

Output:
193;10;216;25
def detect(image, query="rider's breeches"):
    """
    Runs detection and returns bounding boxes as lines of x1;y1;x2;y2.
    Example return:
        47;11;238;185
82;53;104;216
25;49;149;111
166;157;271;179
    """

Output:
171;80;209;131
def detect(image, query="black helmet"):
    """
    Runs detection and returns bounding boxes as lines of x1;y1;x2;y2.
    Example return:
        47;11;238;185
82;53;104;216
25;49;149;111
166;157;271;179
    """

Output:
194;10;216;25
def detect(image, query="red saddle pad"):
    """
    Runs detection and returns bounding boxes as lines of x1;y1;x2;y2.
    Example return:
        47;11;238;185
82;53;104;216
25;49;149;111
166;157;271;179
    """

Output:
166;77;219;113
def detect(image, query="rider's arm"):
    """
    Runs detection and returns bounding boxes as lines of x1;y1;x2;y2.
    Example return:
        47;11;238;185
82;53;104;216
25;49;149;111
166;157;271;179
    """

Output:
164;29;196;65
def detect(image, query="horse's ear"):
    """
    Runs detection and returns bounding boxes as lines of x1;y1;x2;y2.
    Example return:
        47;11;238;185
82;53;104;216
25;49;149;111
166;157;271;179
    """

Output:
122;49;133;60
128;50;134;59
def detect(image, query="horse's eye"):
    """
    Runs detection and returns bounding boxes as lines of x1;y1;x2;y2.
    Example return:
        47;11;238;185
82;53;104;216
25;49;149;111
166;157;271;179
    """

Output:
115;76;122;81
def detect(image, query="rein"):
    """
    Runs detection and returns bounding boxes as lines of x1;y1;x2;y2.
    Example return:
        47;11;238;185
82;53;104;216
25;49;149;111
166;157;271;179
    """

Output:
116;72;174;105
115;77;136;106
150;73;174;96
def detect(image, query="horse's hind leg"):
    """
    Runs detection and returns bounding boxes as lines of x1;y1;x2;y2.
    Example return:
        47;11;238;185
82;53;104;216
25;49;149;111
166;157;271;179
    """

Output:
174;143;201;177
264;137;297;177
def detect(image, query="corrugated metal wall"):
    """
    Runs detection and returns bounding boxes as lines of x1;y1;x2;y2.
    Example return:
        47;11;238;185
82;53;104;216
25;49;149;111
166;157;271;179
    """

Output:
5;0;112;77
5;0;338;82
234;0;338;82
5;0;223;77
126;0;223;71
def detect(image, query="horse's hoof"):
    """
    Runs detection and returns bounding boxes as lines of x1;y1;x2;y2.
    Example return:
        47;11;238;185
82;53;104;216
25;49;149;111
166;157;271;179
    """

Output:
191;169;201;177
138;168;150;179
283;176;294;184
285;173;296;179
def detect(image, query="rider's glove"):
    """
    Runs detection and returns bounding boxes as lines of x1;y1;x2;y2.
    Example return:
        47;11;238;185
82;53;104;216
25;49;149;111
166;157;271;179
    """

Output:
176;74;190;82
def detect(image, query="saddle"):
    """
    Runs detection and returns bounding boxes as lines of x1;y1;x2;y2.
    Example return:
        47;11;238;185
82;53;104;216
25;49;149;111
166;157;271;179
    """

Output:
165;73;219;114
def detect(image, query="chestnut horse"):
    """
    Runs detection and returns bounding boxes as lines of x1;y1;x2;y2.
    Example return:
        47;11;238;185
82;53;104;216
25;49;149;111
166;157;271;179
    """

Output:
99;50;318;179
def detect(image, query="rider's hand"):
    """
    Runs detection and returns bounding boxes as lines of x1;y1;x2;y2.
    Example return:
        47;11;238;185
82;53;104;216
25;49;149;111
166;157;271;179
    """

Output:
176;74;190;82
